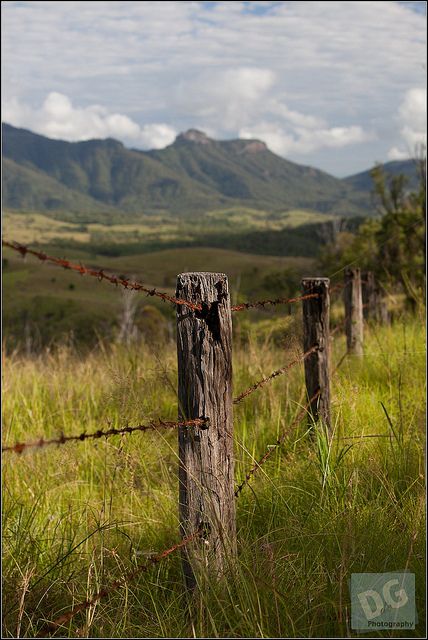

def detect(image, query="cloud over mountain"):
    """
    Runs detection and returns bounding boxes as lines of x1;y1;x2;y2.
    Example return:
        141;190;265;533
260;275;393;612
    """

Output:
2;1;426;175
3;92;177;149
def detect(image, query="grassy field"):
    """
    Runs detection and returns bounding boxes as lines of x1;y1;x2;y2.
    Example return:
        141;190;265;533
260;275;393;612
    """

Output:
2;239;314;351
2;310;425;638
3;209;335;247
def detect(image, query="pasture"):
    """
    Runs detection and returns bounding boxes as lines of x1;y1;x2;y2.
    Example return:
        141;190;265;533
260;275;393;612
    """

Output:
2;290;425;637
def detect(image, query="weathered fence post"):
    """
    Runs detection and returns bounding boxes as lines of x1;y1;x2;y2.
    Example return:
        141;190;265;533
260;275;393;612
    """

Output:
344;268;364;355
362;271;390;325
302;278;331;431
176;272;236;590
362;271;377;321
378;297;390;325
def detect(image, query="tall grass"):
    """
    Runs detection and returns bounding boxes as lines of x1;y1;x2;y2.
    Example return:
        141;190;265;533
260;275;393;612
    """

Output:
2;314;425;638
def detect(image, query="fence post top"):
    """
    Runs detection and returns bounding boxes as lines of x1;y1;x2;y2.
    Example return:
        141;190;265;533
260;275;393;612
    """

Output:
344;267;361;276
301;277;330;284
177;272;228;279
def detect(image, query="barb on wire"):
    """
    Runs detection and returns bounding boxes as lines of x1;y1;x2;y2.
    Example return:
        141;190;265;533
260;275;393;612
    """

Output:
235;389;321;497
36;527;203;637
233;346;318;404
2;418;208;455
231;292;319;312
2;240;201;312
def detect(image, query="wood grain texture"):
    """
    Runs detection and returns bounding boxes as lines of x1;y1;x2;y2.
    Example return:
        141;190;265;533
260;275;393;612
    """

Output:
344;268;364;355
176;272;235;588
302;277;331;431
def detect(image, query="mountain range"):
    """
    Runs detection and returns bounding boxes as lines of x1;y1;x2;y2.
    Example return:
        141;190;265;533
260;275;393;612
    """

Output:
2;123;417;222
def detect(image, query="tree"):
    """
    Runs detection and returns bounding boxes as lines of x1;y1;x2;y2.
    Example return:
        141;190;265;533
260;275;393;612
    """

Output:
370;156;425;306
318;153;426;308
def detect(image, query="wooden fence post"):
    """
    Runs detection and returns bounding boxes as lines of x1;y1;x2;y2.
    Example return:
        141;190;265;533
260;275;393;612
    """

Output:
362;271;377;321
378;297;390;325
302;278;331;431
344;268;364;356
176;272;236;590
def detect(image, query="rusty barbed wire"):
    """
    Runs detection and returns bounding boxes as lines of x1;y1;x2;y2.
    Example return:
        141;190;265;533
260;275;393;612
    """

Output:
235;333;350;497
331;350;348;376
330;318;347;337
2;240;202;312
235;389;321;497
36;527;203;637
329;282;346;295
2;418;208;455
231;292;319;312
233;346;319;404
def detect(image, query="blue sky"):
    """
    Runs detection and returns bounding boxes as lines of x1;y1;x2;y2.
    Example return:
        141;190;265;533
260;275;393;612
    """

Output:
2;1;426;176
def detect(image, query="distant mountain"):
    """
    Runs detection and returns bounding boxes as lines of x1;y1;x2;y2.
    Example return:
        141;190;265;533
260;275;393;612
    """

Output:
2;157;115;217
2;123;415;222
344;159;420;192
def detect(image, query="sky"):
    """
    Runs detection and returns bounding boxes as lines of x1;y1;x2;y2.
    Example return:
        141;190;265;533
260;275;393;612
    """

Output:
1;0;426;176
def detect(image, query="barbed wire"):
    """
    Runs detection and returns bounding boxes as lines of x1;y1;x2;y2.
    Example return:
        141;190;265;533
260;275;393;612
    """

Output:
233;346;318;404
329;282;346;295
231;292;319;312
2;240;202;312
36;526;203;637
235;389;321;497
4;240;320;314
331;350;348;376
235;336;350;497
330;318;347;336
2;418;208;455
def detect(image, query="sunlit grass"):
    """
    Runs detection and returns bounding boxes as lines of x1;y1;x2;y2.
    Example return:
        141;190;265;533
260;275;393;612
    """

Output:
2;314;425;637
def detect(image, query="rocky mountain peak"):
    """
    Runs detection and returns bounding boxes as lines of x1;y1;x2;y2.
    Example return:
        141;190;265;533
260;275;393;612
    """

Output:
241;140;268;153
176;129;212;144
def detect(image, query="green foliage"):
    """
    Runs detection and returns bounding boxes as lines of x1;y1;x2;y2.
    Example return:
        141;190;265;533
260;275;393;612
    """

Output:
319;158;426;305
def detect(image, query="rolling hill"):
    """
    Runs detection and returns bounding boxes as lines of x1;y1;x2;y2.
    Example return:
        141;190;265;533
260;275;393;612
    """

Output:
343;158;421;192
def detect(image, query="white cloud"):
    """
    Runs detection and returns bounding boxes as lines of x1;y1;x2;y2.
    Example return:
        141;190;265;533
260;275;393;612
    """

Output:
3;92;177;149
388;146;410;160
239;121;371;156
174;67;276;130
387;88;427;159
1;1;426;174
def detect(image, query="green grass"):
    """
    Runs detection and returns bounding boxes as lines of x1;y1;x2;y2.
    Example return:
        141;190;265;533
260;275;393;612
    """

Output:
2;312;425;638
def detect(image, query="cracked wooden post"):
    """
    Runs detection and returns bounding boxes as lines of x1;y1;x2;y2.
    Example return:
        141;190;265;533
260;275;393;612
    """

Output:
176;272;236;590
344;268;364;355
302;277;331;432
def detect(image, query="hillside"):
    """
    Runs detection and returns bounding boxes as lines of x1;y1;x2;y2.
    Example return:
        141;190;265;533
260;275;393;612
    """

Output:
343;158;420;191
3;123;372;220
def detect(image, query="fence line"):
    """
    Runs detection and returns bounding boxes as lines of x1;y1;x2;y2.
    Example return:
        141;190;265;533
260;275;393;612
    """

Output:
231;292;319;312
1;418;208;455
36;526;203;637
2;240;202;312
233;346;318;404
3;240;319;315
2;248;386;635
